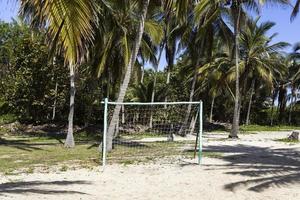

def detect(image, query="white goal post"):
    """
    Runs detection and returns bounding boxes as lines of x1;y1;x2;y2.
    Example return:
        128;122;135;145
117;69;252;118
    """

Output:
101;98;203;168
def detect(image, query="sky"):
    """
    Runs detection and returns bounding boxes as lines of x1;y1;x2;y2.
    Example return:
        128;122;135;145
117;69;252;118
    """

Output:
1;0;300;70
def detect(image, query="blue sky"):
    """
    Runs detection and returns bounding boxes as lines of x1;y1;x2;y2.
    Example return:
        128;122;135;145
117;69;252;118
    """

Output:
1;0;300;70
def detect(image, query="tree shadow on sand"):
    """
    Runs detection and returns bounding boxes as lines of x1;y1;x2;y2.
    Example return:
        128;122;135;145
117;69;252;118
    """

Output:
0;138;45;151
204;144;300;192
0;180;91;196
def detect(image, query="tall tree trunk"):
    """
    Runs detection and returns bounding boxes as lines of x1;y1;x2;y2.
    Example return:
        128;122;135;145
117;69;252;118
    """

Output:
166;69;171;85
65;63;76;148
270;88;277;126
179;67;197;136
245;79;255;125
209;96;215;123
230;4;241;139
106;68;111;99
149;44;164;128
189;109;199;135
52;82;58;121
140;65;145;84
149;74;157;129
121;105;125;124
278;85;287;124
288;87;296;125
288;98;293;125
105;0;150;151
164;68;171;109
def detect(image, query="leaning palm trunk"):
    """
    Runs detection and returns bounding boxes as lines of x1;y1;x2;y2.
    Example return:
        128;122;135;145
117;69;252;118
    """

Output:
179;67;197;136
189;109;199;135
65;63;76;148
209;95;215;123
245;79;255;125
105;0;150;152
230;5;241;139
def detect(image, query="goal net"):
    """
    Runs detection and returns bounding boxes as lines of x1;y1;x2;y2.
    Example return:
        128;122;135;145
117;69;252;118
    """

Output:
101;99;203;167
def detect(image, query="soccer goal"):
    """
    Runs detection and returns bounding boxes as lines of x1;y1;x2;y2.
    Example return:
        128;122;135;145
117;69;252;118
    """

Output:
101;98;203;167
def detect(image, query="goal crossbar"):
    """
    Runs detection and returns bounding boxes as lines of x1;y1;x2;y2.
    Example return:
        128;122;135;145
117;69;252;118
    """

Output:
101;101;201;105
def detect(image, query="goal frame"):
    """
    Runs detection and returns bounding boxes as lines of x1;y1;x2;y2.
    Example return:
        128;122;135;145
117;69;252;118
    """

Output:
101;98;203;168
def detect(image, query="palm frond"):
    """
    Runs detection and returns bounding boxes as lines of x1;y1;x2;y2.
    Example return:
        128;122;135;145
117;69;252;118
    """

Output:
20;0;97;64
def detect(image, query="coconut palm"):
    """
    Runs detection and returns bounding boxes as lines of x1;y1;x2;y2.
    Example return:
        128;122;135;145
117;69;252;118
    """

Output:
287;43;300;123
92;1;161;100
289;43;300;82
176;0;235;135
196;0;289;138
20;0;97;147
106;0;151;151
106;1;192;150
237;18;289;125
129;74;169;103
197;51;235;123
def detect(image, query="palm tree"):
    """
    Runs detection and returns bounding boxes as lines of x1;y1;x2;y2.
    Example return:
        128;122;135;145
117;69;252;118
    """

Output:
177;0;235;135
287;43;300;123
197;43;235;123
238;18;289;125
20;0;97;147
106;0;151;151
161;5;179;103
91;1;161;100
129;73;169;103
196;0;289;138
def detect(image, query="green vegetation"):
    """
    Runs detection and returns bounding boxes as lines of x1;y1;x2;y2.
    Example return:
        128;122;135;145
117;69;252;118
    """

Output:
107;140;224;164
0;136;100;175
0;114;17;125
274;138;300;144
0;1;298;147
240;125;300;132
123;132;167;140
0;132;223;173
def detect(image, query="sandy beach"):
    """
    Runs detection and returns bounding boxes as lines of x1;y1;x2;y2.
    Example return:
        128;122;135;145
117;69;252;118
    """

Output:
1;131;299;200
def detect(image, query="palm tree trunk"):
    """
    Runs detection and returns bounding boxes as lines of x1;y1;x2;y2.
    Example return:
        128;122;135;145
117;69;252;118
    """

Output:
246;79;255;125
65;63;76;148
141;65;145;84
209;96;215;123
278;85;287;124
270;89;277;126
164;68;171;104
164;68;171;109
230;4;241;139
52;82;58;121
189;109;199;135
149;44;164;128
149;74;157;129
106;0;150;151
166;69;171;85
179;67;197;136
289;87;296;124
121;105;125;124
288;98;293;125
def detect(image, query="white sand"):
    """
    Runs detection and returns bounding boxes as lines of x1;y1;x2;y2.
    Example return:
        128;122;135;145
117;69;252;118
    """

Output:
1;131;300;200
